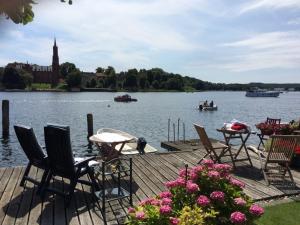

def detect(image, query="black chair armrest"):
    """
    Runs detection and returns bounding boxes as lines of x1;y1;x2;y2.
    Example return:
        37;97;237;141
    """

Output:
74;156;96;167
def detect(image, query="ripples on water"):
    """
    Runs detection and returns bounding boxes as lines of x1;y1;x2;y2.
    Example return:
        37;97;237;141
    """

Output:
1;91;300;167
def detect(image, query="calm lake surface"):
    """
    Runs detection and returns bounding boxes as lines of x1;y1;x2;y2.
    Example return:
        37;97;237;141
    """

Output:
1;91;300;167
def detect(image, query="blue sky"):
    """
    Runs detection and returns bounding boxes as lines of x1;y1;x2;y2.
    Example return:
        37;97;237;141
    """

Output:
0;0;300;83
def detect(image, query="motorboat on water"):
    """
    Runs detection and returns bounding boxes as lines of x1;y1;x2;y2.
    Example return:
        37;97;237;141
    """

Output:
114;94;137;102
245;89;280;97
199;104;218;111
89;128;157;155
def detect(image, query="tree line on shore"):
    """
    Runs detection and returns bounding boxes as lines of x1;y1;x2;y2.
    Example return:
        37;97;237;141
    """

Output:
1;63;300;91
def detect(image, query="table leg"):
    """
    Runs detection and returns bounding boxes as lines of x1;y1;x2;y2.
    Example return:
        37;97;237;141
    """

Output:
234;133;253;167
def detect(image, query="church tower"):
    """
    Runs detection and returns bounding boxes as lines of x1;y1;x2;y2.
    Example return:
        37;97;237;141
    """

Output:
52;38;60;87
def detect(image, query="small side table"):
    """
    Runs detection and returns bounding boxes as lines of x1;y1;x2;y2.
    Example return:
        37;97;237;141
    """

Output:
94;157;133;225
217;128;253;167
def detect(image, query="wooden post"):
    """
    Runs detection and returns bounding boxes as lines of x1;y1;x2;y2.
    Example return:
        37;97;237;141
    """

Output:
167;118;170;142
87;113;93;139
2;100;9;138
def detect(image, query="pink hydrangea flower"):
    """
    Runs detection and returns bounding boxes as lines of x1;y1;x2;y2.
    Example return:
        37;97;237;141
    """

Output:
179;168;191;178
210;191;225;201
186;181;199;193
169;217;180;225
213;163;232;172
175;177;186;187
165;180;177;188
249;204;264;216
161;197;172;205
201;159;214;167
192;165;204;173
139;198;160;206
234;197;247;206
190;170;198;180
230;211;247;224
136;211;145;220
207;170;220;179
160;205;172;215
159;191;172;199
128;207;135;213
230;178;245;188
196;195;211;207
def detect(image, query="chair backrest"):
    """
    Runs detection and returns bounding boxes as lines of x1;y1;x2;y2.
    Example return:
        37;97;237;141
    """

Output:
194;124;213;150
266;117;281;125
267;135;300;162
44;125;75;177
14;125;46;167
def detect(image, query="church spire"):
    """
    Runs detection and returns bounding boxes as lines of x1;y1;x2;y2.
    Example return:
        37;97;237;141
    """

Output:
54;37;56;47
52;37;59;87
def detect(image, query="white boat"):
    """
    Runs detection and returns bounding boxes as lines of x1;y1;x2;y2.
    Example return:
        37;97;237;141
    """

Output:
199;104;218;111
89;128;157;155
245;89;280;97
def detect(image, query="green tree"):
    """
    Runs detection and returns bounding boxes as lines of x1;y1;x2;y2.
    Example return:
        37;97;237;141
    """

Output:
165;77;184;90
60;62;77;78
66;71;81;88
104;66;116;76
0;0;34;25
104;74;116;88
1;67;32;89
19;69;33;87
96;67;104;73
139;74;147;89
152;80;160;89
124;73;137;89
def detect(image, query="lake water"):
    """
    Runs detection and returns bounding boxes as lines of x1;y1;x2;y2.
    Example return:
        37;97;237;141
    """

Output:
1;91;300;167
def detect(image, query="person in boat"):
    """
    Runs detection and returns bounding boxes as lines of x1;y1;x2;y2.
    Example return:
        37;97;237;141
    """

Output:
209;101;214;107
199;104;203;110
203;100;208;107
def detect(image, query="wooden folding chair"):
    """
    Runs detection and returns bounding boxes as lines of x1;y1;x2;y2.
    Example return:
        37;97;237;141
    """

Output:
257;117;281;149
253;135;300;185
194;124;236;168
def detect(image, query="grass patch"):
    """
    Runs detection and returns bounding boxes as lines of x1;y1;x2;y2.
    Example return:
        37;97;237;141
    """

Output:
255;201;300;225
31;83;51;90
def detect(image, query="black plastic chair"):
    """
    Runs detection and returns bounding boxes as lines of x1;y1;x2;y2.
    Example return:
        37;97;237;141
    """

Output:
14;125;48;191
42;125;98;204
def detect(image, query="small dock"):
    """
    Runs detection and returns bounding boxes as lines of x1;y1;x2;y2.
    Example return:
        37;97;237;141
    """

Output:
1;144;300;225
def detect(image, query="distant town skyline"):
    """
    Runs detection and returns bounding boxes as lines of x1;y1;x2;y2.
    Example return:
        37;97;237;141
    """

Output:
0;0;300;84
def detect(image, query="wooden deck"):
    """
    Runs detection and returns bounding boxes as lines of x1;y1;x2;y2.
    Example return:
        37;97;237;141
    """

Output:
1;143;300;225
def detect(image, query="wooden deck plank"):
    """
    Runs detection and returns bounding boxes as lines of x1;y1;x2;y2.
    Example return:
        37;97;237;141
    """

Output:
3;147;300;225
27;168;44;225
14;166;38;225
1;167;23;225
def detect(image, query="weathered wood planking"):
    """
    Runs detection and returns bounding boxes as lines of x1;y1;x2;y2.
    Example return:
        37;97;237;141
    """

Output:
2;148;300;225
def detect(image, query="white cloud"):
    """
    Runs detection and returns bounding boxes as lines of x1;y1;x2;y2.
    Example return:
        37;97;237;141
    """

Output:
240;0;300;14
220;31;300;72
288;17;300;25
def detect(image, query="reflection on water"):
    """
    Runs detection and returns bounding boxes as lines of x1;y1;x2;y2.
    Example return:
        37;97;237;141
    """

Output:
0;91;300;167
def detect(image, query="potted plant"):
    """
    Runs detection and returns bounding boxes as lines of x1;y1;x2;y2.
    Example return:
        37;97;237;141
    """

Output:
127;160;264;225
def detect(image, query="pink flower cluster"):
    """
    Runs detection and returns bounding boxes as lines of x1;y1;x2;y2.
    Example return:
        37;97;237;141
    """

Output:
159;191;172;199
210;191;225;201
186;181;199;193
230;178;245;188
135;211;145;220
230;211;246;224
196;195;211;207
207;170;220;179
160;205;172;215
165;178;186;188
161;198;172;205
234;197;246;206
169;217;180;225
202;159;214;167
249;204;264;216
139;198;160;206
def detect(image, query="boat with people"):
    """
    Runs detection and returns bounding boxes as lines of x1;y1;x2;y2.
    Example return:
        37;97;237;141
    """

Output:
199;100;218;111
114;94;137;102
245;89;280;97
